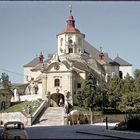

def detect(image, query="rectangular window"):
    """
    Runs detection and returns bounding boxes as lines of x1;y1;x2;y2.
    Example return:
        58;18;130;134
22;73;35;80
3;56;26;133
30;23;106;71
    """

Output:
69;48;73;53
54;79;60;87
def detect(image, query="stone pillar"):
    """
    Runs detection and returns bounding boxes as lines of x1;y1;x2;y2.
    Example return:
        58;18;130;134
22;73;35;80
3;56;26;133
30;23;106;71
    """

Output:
26;116;32;126
46;91;51;107
14;89;20;102
14;88;17;101
42;74;47;100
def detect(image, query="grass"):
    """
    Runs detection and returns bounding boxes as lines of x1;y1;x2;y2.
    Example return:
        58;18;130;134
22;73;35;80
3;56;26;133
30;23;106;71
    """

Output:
0;99;43;115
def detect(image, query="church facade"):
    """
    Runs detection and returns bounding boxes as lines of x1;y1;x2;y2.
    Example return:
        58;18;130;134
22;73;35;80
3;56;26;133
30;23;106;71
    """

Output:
23;12;132;107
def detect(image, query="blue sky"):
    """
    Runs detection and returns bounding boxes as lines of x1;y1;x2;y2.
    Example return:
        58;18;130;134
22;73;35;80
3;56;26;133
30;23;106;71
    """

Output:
0;1;140;83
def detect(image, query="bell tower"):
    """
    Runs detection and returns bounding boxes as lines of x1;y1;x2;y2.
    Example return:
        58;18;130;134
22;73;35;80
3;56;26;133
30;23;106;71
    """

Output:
57;6;85;56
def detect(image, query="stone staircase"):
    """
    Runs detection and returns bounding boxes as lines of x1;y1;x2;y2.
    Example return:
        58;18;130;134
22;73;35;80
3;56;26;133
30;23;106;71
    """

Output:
34;107;65;126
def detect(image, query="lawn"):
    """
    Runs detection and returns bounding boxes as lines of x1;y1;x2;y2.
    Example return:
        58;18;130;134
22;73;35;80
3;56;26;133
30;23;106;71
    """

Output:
0;99;43;115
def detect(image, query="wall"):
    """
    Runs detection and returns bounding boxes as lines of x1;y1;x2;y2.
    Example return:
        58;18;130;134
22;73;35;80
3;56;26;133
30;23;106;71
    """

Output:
119;66;132;78
0;101;47;126
31;100;47;124
0;112;30;126
24;67;32;83
47;72;72;95
20;95;42;101
31;71;41;80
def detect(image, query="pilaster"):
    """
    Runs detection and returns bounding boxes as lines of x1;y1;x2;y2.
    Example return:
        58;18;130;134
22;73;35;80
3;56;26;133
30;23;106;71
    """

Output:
42;73;47;100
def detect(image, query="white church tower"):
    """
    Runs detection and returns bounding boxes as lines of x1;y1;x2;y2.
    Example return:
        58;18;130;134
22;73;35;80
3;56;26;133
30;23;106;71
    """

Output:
57;7;85;56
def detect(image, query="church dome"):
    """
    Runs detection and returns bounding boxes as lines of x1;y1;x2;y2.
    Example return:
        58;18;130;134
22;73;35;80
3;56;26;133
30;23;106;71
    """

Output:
61;15;81;34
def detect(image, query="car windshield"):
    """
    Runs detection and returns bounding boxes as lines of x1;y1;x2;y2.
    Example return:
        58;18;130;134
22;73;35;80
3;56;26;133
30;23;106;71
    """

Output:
5;123;24;130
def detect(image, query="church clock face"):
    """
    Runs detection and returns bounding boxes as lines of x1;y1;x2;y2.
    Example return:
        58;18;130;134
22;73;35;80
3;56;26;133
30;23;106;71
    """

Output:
54;64;60;70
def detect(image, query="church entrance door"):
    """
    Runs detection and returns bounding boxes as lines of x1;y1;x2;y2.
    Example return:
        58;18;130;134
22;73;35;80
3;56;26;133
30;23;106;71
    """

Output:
50;93;64;107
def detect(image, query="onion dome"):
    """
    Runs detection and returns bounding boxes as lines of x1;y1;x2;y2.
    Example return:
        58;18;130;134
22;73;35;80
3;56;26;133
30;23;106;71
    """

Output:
62;15;81;33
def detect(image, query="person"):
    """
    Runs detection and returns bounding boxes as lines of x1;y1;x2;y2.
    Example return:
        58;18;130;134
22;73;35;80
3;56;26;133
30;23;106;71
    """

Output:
17;123;21;129
59;98;63;107
27;105;32;114
64;103;68;114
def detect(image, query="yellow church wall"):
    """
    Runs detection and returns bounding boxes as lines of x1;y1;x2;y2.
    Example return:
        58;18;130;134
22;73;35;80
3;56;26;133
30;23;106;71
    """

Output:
79;72;86;80
31;71;41;80
104;64;110;74
46;73;71;96
74;72;85;85
49;63;69;72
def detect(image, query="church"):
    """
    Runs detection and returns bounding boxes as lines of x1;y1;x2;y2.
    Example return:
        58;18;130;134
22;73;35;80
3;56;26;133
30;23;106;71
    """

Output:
23;10;132;107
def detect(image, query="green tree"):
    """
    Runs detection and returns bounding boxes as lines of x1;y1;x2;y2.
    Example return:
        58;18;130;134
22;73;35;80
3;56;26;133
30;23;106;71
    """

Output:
134;69;140;93
74;72;97;108
74;89;83;107
133;69;140;112
107;75;123;109
81;75;96;108
118;73;135;112
0;73;11;88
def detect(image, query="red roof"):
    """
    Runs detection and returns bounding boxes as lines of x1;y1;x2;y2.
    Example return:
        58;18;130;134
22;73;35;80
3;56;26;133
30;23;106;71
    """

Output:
67;15;74;21
62;27;80;33
60;15;81;34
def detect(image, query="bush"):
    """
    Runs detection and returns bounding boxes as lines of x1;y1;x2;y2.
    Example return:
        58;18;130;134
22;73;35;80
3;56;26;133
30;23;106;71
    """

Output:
103;108;124;114
125;114;140;130
114;114;140;131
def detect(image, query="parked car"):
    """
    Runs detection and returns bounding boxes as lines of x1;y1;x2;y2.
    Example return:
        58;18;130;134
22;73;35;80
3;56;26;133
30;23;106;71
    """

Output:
1;121;28;139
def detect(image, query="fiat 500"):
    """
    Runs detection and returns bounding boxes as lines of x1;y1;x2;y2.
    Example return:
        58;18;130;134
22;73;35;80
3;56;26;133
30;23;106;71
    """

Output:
1;121;28;139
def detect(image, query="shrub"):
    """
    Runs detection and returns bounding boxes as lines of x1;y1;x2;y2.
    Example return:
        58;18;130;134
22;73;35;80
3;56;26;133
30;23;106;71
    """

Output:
103;108;124;114
125;114;140;130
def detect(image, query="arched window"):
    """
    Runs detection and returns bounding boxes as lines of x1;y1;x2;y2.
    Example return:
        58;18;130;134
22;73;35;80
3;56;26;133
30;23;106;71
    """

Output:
68;48;73;53
69;39;73;44
54;79;60;87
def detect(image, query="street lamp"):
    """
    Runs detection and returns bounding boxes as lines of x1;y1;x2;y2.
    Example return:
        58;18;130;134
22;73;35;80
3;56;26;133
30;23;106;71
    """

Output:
90;101;95;124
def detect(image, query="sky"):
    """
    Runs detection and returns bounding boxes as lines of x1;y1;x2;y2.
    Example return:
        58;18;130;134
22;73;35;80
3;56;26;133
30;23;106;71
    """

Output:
0;1;140;83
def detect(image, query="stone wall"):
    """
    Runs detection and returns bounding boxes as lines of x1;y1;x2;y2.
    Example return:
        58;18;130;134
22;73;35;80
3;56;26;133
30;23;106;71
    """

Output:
31;100;47;124
0;112;30;126
20;94;42;101
0;100;47;126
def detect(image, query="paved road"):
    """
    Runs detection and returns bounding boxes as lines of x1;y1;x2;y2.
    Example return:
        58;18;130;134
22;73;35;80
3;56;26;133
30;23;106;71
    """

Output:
26;124;117;139
0;123;140;139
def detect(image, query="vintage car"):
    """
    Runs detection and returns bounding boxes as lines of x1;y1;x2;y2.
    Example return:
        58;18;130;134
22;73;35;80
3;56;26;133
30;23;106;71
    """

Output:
1;121;28;139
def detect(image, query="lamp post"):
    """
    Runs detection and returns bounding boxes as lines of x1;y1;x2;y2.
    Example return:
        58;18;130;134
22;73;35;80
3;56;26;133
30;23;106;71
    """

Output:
90;101;95;124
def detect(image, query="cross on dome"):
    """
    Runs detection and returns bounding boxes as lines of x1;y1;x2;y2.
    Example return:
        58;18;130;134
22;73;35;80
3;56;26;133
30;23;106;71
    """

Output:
99;46;104;60
69;5;72;15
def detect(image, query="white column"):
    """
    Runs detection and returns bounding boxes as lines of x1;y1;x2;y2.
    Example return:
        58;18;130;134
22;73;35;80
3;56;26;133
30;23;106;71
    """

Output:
14;88;19;102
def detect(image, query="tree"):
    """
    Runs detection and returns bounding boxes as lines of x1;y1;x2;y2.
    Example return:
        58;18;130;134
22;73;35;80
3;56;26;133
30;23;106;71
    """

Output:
74;89;83;107
0;73;11;88
107;75;123;109
74;72;97;108
118;73;135;112
134;69;140;93
133;69;140;112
